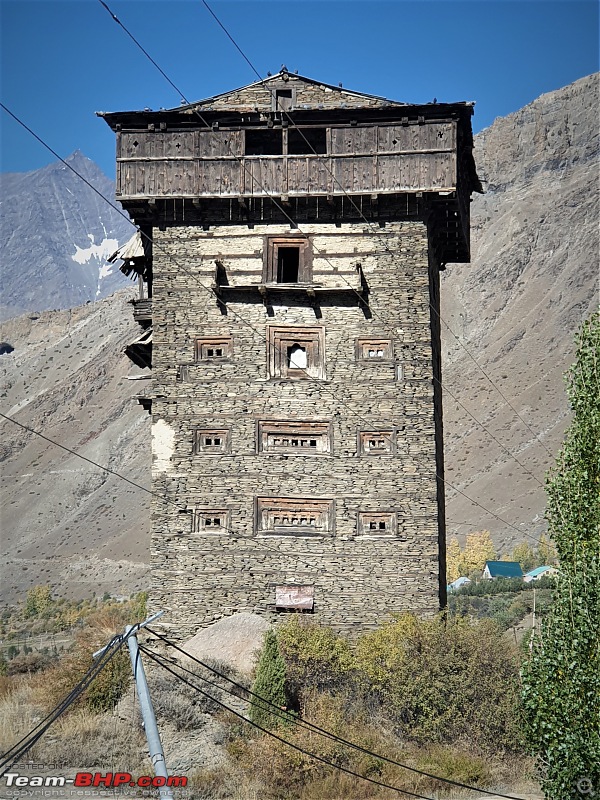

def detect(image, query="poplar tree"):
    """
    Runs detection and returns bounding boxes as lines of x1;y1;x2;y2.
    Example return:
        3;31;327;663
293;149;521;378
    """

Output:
250;629;288;730
521;313;600;799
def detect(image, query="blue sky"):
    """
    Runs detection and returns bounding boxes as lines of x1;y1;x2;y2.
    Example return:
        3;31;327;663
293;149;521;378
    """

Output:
1;0;598;178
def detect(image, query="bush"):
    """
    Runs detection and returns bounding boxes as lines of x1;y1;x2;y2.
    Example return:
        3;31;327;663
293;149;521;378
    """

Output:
276;616;354;698
354;614;523;752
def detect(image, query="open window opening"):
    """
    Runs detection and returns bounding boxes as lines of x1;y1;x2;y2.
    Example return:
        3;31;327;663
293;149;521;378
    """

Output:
288;128;327;155
274;89;294;111
264;236;312;283
193;428;230;454
256;497;334;536
277;246;300;282
268;326;325;380
258;420;332;454
192;508;231;533
287;343;307;370
245;129;283;156
358;511;397;537
359;430;395;455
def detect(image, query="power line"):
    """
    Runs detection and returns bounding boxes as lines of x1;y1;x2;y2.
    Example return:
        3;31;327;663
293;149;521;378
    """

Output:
0;635;125;775
144;628;528;800
197;0;557;461
0;104;542;544
139;646;437;800
93;3;550;524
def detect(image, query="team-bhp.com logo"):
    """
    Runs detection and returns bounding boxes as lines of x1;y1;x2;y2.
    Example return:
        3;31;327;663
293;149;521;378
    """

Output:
4;773;187;789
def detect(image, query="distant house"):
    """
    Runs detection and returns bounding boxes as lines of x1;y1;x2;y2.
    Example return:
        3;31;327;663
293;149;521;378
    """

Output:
447;577;472;593
523;566;558;583
482;561;523;579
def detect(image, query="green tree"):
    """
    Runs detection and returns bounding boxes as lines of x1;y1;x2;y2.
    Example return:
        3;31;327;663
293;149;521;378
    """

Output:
521;313;600;799
24;585;53;618
249;630;288;730
511;542;537;572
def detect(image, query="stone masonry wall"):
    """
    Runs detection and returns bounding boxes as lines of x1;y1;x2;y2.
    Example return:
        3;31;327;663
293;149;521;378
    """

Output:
148;220;443;637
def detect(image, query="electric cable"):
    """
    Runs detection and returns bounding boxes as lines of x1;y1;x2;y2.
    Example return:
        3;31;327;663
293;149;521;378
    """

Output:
93;1;550;498
197;0;556;461
143;628;528;800
140;644;527;800
138;646;437;800
0;634;125;775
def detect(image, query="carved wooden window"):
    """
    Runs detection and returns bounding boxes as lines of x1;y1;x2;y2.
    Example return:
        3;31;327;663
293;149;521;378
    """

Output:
359;430;395;455
192;508;231;534
267;326;325;379
356;338;393;361
264;236;312;283
357;512;397;537
256;497;334;536
193;429;230;454
258;420;331;454
195;336;233;361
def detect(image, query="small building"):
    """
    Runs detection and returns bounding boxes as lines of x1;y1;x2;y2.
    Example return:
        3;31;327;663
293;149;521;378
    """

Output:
447;576;471;592
482;561;524;580
523;566;558;583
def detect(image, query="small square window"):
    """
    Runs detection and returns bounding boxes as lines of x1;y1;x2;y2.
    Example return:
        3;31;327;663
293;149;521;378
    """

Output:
357;512;397;537
356;338;393;361
193;429;230;454
267;326;325;380
264;236;312;284
192;508;231;534
358;430;395;455
271;88;296;112
195;337;233;361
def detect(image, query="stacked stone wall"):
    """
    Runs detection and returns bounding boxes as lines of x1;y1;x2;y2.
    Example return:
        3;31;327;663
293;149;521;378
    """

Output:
148;220;444;637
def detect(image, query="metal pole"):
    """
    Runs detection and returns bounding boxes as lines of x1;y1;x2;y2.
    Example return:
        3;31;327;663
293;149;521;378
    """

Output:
126;625;173;800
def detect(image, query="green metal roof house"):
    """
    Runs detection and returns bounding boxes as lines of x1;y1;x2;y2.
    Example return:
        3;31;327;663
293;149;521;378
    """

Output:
482;561;524;579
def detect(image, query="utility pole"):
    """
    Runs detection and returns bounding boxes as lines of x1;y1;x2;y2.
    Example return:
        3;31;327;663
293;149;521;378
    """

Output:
94;611;173;800
126;621;173;800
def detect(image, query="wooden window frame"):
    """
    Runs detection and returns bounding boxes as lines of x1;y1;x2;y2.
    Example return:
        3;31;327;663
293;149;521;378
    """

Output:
192;508;231;534
193;429;231;455
263;235;313;284
267;325;325;380
194;336;233;361
357;511;397;537
271;87;296;112
358;430;395;456
256;497;335;537
257;420;332;455
355;337;394;361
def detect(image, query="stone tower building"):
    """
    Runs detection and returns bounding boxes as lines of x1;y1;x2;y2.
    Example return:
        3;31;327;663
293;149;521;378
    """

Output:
100;71;480;636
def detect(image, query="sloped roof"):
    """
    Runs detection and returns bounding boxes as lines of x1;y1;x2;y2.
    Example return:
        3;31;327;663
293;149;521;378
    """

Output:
177;70;406;113
524;566;558;578
98;69;476;123
484;561;524;578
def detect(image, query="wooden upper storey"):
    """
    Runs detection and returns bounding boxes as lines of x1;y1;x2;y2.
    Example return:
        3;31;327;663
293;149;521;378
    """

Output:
99;71;481;203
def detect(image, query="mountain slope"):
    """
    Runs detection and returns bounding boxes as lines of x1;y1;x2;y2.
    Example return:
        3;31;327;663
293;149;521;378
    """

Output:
442;73;599;554
0;151;132;321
